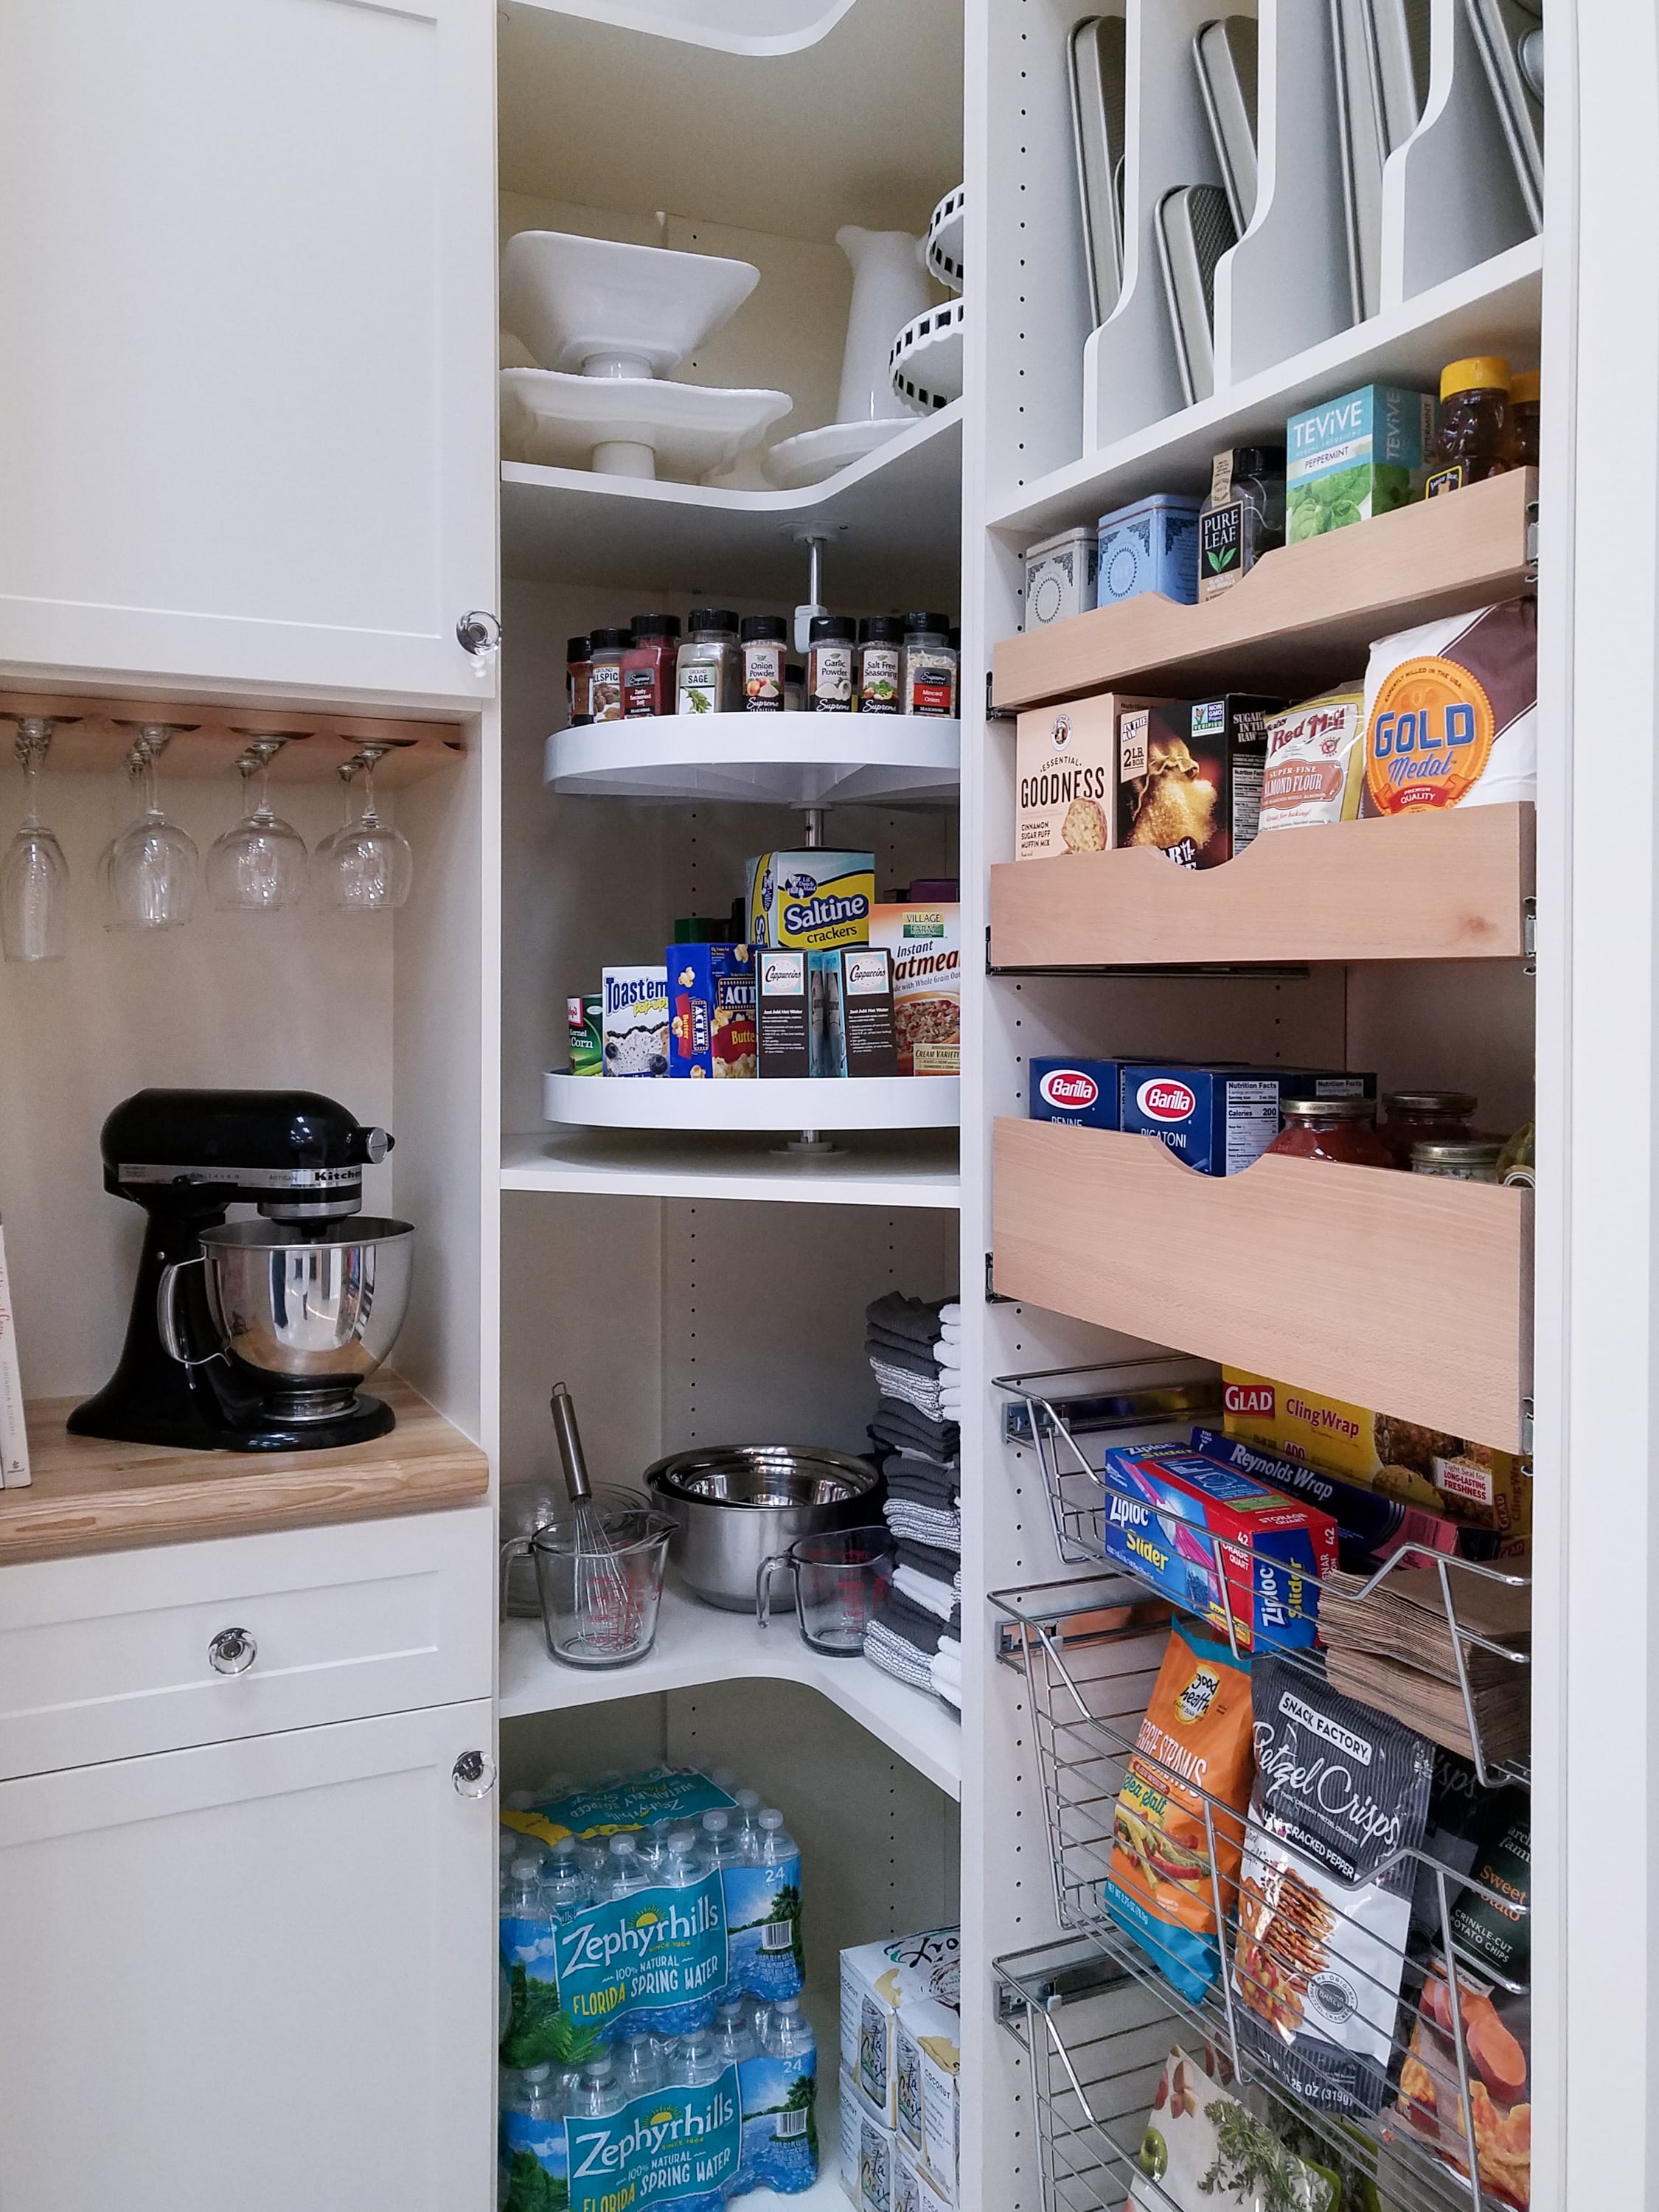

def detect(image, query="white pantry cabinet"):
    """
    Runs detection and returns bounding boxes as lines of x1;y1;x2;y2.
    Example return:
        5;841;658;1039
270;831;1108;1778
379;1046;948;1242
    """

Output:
0;0;499;707
0;1698;498;2212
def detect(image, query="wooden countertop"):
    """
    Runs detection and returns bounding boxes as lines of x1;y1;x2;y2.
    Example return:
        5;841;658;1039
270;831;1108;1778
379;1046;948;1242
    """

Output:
0;1375;490;1565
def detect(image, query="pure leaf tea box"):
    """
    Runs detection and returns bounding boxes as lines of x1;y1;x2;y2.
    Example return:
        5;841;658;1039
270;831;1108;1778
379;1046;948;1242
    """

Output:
747;849;874;949
1116;695;1284;868
667;942;757;1079
1015;693;1167;860
601;965;669;1077
757;948;810;1077
810;946;899;1077
840;1927;961;2128
1286;383;1437;540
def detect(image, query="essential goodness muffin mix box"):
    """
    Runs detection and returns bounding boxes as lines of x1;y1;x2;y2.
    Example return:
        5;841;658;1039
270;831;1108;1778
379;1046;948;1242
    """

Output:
1015;694;1168;860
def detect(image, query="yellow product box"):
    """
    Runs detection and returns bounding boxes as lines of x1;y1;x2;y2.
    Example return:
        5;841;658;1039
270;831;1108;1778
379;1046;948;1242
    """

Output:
746;849;874;949
1221;1369;1531;1543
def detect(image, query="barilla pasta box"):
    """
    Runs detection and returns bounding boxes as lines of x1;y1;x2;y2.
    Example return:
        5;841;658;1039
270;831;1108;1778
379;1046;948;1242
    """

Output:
841;1927;961;2129
1221;1370;1531;1544
894;2000;960;2203
1187;1425;1472;1573
756;948;810;1077
1121;1065;1374;1175
601;965;669;1077
667;942;756;1079
748;849;874;950
810;946;899;1077
1097;1444;1338;1650
869;903;960;1075
1029;1057;1129;1130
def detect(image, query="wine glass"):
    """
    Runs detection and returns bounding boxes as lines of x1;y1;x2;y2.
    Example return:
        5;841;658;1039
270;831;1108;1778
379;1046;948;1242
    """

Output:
0;713;75;964
207;735;309;911
101;722;200;931
313;743;413;913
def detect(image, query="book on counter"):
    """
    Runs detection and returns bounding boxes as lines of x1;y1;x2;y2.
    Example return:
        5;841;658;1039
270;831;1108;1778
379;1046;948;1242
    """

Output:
0;1218;30;1486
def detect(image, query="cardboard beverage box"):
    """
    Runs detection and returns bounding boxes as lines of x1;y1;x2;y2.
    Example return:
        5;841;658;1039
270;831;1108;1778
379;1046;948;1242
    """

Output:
894;2000;960;2204
1029;1058;1132;1130
868;903;961;1076
1097;1443;1339;1649
1116;695;1285;867
756;948;810;1077
897;2138;953;2212
748;850;874;949
810;946;899;1077
667;942;757;1078
1015;693;1166;860
1120;1064;1374;1175
600;965;669;1077
1286;383;1437;540
841;2070;897;2212
840;1927;961;2128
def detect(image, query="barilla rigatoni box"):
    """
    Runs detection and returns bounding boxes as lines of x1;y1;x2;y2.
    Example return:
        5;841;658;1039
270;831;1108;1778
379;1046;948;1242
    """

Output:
666;942;756;1079
1097;1444;1338;1649
601;965;669;1077
1285;383;1437;541
895;2000;959;2203
756;947;810;1077
868;903;960;1076
810;945;899;1077
1120;1065;1374;1176
841;2070;897;2212
748;849;874;950
1221;1369;1532;1543
841;1927;961;2129
1015;694;1166;860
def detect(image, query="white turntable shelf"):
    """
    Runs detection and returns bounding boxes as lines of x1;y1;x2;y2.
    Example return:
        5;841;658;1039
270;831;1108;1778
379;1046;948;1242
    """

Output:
543;1070;959;1131
544;711;959;806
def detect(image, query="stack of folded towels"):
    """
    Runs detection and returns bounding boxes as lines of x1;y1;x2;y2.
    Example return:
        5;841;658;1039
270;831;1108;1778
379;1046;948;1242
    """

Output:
861;1291;962;1714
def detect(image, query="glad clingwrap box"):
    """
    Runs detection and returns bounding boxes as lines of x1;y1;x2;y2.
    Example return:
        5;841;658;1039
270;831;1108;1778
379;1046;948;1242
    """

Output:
748;850;874;950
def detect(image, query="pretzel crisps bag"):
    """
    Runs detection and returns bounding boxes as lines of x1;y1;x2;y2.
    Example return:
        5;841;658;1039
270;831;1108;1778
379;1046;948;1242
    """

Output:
1102;1618;1255;2003
1358;598;1537;817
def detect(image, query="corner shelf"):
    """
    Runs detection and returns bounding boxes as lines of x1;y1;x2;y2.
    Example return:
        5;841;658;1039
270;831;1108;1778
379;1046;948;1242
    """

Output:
545;1070;959;1132
992;467;1536;709
990;802;1535;969
499;1583;962;1801
546;712;959;807
502;1127;959;1208
992;1121;1532;1450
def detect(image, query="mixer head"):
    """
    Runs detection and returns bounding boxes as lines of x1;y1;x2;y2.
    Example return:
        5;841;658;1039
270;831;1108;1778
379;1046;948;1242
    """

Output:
98;1088;392;1224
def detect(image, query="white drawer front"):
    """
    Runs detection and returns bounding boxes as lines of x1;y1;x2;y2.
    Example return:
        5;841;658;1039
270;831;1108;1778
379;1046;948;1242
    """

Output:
0;1506;494;1778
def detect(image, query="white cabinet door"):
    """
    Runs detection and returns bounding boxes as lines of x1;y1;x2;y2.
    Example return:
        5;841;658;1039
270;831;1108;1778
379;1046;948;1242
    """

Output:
0;0;498;706
0;1699;497;2211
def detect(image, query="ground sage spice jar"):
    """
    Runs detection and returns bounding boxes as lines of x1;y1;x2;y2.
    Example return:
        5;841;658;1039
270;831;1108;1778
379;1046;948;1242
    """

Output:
676;608;742;715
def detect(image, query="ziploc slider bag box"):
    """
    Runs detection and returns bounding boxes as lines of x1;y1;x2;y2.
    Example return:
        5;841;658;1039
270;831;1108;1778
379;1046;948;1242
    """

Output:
1286;383;1436;540
1097;1444;1338;1649
841;1926;961;2128
748;849;874;949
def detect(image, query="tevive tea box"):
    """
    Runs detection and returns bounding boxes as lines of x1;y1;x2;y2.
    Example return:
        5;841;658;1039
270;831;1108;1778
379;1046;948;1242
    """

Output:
667;942;757;1078
748;849;874;950
894;1999;960;2203
1117;695;1284;868
840;1926;961;2128
1286;383;1437;540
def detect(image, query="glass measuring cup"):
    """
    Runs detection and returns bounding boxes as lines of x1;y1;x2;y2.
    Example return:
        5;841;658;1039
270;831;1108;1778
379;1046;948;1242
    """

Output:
499;1488;674;1669
755;1526;895;1656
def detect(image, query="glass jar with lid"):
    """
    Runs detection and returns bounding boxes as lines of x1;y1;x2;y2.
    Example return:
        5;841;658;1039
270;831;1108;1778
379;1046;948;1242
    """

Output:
902;613;959;717
740;615;787;712
566;634;593;727
1197;444;1287;600
1410;1138;1505;1181
676;609;742;716
1375;1089;1478;1169
622;613;681;718
858;616;905;714
807;616;857;712
1425;356;1515;498
1510;369;1540;468
1497;1118;1534;1187
588;627;629;723
1266;1095;1394;1169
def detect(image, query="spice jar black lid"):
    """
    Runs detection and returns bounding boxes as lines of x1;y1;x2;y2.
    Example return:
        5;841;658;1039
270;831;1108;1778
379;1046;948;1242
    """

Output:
858;615;905;644
740;614;788;642
630;612;681;639
567;634;592;658
687;607;740;633
903;611;953;635
589;627;630;650
809;615;856;642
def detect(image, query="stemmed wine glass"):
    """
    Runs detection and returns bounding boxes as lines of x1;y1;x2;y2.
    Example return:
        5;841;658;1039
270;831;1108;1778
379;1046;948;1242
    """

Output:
313;743;413;912
0;713;76;963
207;734;309;911
100;723;201;931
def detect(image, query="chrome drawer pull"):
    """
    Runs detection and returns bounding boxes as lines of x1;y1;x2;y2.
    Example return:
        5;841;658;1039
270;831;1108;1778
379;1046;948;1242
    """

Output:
207;1626;257;1676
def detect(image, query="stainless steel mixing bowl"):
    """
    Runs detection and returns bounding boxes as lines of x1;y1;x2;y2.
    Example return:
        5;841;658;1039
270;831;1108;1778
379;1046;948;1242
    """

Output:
644;1444;884;1611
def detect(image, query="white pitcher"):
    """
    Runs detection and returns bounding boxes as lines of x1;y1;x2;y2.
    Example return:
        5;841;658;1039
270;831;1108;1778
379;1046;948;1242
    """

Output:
833;226;932;423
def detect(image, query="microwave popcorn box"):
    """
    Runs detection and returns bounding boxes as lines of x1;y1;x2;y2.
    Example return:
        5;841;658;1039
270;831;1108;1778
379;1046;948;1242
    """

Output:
1023;525;1099;628
1098;1444;1339;1649
894;2000;959;2203
1286;383;1437;540
1029;1057;1133;1130
868;904;961;1076
667;942;757;1079
1222;1370;1533;1543
1096;493;1203;607
897;2139;953;2212
841;2070;897;2212
841;1927;961;2128
757;948;810;1077
1358;599;1538;818
810;947;899;1077
1117;695;1284;869
1121;1064;1374;1176
601;965;669;1077
1257;687;1367;833
748;850;874;950
1015;693;1169;860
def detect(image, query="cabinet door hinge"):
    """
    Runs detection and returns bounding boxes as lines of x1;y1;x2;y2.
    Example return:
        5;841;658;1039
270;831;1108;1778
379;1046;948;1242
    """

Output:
985;669;1015;721
1523;897;1537;973
1525;501;1540;582
986;1251;1009;1303
1521;1398;1534;1455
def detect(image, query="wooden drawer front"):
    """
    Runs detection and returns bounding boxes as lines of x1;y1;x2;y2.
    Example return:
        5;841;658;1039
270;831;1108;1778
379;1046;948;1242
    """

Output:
0;1506;493;1779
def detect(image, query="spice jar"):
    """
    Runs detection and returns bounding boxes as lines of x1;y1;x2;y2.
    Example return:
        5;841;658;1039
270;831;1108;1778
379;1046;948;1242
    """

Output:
1375;1089;1478;1169
740;615;787;712
588;627;628;723
1511;369;1540;468
622;613;681;718
1411;1138;1505;1181
902;613;959;717
1425;357;1514;498
1267;1095;1394;1169
1197;444;1287;600
676;608;742;716
566;635;594;727
858;616;905;714
807;616;856;712
784;664;806;713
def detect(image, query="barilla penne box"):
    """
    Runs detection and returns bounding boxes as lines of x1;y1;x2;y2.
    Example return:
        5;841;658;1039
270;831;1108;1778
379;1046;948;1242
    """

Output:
748;849;874;949
1096;1444;1338;1650
1029;1057;1132;1130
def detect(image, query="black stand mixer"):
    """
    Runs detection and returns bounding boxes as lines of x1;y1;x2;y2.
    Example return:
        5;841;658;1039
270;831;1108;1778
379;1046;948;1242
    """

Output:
69;1089;414;1453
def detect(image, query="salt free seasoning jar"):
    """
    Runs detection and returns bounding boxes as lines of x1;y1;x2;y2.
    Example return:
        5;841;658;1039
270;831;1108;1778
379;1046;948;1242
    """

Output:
858;616;905;714
902;613;959;717
1266;1095;1394;1168
566;635;593;726
622;613;681;717
1410;1138;1505;1180
807;615;857;712
1376;1089;1478;1169
676;608;742;715
1425;356;1514;498
740;615;787;712
588;627;628;723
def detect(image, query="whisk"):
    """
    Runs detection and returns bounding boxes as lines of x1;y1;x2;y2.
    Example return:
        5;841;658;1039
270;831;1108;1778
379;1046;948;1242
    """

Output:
550;1382;640;1657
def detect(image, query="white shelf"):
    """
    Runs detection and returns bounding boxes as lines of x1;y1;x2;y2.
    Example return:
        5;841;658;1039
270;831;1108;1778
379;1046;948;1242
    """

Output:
991;237;1543;542
544;1071;959;1132
502;1127;961;1206
545;712;959;807
500;1581;962;1801
501;403;961;605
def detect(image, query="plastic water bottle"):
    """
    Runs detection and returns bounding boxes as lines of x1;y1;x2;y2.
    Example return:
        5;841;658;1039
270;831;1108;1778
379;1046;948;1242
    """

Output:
760;1995;818;2193
769;1995;814;2066
662;1828;701;1886
504;1857;547;1924
616;2034;662;2100
700;1809;740;1874
599;1832;644;1899
731;1789;763;1857
543;1837;587;1921
500;2060;571;2210
570;2056;624;2120
712;1997;756;2066
678;2025;724;2088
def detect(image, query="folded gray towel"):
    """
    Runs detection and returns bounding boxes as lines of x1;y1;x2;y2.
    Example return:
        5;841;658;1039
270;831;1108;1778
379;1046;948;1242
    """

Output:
870;1361;946;1418
866;1292;956;1347
870;1400;959;1452
895;1537;961;1581
886;1507;961;1552
865;1335;945;1380
863;1621;936;1691
877;1587;948;1653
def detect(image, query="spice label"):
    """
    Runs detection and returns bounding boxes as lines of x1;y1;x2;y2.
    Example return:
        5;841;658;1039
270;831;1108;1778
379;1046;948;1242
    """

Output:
679;664;722;715
744;644;785;711
810;645;855;710
860;644;902;713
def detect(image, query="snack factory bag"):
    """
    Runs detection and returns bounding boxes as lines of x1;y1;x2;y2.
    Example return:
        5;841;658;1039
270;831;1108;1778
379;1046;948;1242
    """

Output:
1233;1658;1433;2116
1358;599;1537;817
1102;1618;1255;2003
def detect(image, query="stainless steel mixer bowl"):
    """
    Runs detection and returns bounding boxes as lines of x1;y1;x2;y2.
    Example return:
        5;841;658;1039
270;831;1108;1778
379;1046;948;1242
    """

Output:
644;1444;884;1611
195;1217;415;1404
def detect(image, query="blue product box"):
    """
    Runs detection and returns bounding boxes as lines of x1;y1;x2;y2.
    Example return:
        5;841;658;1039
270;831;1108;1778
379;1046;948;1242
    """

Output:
666;942;757;1078
1186;1425;1458;1573
1096;494;1203;608
1029;1057;1130;1129
1120;1064;1375;1175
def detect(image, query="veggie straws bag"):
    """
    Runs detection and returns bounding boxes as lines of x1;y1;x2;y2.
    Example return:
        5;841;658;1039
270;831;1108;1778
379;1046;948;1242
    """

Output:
1102;1618;1254;2003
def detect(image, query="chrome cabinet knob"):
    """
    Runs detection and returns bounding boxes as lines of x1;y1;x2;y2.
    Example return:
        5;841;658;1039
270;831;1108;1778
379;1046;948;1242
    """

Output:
452;1749;497;1799
456;611;501;669
208;1626;257;1675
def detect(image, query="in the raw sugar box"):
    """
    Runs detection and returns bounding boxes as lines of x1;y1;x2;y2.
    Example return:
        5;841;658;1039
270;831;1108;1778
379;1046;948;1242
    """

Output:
1285;383;1437;540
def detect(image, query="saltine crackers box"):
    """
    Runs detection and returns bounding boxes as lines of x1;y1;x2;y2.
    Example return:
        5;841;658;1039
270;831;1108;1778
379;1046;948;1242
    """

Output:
841;1926;961;2127
1015;694;1166;861
747;850;874;950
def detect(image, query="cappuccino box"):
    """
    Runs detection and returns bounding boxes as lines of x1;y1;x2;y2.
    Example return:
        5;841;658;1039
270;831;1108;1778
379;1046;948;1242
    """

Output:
810;945;899;1077
1121;1064;1374;1175
1096;1443;1338;1649
756;947;810;1077
1029;1057;1131;1130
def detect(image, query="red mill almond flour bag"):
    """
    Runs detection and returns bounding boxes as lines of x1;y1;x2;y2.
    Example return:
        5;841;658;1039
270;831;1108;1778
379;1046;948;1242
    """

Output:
1257;688;1366;833
1359;599;1537;816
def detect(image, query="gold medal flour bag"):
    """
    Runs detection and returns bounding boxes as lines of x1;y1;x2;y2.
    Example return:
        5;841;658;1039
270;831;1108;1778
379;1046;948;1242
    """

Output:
1358;598;1537;817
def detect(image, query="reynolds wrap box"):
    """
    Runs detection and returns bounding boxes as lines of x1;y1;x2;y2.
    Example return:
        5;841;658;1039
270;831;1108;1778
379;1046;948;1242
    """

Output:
1121;1065;1374;1175
895;2001;959;2203
1188;1425;1472;1573
841;1927;961;2129
1098;1444;1339;1649
1286;383;1437;540
1029;1058;1128;1130
810;946;899;1077
756;948;810;1077
667;942;756;1078
748;850;874;950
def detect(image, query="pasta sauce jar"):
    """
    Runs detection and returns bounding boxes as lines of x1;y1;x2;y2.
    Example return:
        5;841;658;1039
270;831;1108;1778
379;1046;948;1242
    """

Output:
1410;1139;1504;1181
1266;1095;1394;1168
1375;1089;1478;1169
